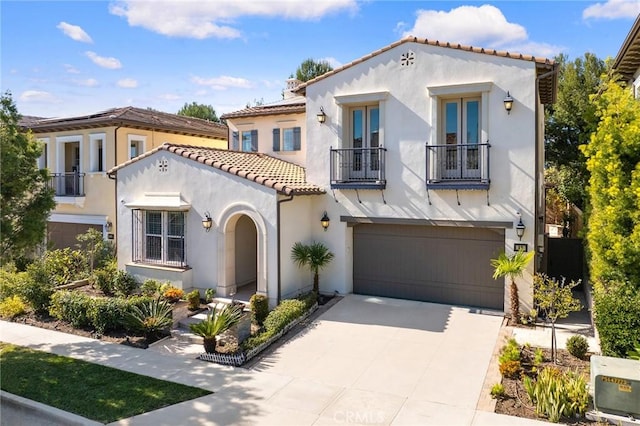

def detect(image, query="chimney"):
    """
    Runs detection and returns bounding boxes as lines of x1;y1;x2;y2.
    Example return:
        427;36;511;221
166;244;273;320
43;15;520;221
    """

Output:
284;78;302;100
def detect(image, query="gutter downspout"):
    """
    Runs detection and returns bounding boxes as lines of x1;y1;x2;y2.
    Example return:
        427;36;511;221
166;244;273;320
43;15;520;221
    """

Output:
107;126;122;252
276;193;294;303
535;66;559;273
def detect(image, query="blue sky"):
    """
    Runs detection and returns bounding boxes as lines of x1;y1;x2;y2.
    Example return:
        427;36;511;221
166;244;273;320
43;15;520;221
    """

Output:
2;1;638;119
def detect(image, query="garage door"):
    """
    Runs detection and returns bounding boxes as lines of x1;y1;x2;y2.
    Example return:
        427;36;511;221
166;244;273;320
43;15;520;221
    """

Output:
353;224;505;310
47;222;102;250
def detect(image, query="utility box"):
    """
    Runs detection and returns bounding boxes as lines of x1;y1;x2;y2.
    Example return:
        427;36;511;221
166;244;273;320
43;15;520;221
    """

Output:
591;355;640;417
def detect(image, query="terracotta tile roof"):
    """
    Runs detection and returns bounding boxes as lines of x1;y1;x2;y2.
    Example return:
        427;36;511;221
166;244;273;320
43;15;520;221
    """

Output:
613;14;640;80
295;36;558;104
220;96;306;120
108;143;324;196
22;106;228;139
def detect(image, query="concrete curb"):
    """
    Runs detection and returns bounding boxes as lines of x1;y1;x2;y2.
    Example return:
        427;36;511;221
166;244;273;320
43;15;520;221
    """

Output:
1;390;104;426
477;317;512;412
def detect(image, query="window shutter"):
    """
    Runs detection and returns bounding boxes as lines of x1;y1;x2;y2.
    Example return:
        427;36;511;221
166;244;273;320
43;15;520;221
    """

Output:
272;128;280;152
251;130;258;152
232;131;239;151
293;127;301;151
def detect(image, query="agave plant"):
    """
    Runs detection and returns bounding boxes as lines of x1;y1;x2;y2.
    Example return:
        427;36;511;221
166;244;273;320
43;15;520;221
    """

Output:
189;304;243;353
127;297;173;340
491;250;534;323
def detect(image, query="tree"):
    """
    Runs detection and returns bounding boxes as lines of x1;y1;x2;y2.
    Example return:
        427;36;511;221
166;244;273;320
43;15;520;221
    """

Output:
533;274;582;362
293;58;333;83
491;250;535;323
177;102;219;122
0;91;56;264
544;53;606;209
291;241;335;295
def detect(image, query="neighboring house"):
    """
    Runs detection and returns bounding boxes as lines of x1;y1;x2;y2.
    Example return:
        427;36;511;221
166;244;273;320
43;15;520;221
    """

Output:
613;13;640;98
111;37;558;313
23;107;228;249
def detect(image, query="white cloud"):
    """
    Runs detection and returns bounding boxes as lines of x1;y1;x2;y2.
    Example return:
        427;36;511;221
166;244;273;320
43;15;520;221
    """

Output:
158;93;181;101
501;41;566;59
191;75;253;90
19;90;57;103
85;51;122;69
583;0;640;19
109;0;358;39
321;56;343;69
402;5;528;48
64;64;80;74
117;78;138;88
57;22;93;43
74;78;99;87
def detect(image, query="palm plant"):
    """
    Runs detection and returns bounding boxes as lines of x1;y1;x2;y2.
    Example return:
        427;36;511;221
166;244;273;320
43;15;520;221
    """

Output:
127;298;173;340
291;241;335;295
189;304;243;353
491;250;535;323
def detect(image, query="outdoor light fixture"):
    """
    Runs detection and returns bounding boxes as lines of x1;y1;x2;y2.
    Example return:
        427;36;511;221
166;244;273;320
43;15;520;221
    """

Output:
504;91;514;114
515;215;526;241
316;107;327;124
320;211;330;231
105;221;113;232
202;211;213;232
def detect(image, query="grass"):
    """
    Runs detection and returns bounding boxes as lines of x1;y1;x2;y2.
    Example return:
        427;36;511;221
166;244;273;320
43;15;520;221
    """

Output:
0;342;212;423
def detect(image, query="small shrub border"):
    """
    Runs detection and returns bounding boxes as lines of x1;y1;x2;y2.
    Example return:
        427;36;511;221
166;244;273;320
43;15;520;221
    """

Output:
199;301;318;367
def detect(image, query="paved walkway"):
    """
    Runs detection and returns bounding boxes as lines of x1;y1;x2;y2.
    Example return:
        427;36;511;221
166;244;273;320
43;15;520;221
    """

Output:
0;294;581;426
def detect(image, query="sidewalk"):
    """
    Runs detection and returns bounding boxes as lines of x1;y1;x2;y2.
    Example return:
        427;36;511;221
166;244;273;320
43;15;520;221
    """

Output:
0;308;568;426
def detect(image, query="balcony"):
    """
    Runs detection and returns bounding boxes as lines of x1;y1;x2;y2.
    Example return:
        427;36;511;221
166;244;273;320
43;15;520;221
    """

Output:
330;147;387;189
426;143;490;190
49;172;85;196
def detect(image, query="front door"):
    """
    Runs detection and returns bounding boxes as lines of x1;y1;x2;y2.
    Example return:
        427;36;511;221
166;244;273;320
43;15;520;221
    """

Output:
351;106;380;180
443;98;480;180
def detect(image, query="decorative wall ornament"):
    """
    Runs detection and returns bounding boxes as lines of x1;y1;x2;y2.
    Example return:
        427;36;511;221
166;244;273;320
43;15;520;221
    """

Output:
401;51;415;67
158;158;168;172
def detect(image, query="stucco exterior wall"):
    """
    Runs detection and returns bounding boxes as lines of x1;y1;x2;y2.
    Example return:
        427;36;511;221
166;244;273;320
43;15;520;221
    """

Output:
303;42;542;311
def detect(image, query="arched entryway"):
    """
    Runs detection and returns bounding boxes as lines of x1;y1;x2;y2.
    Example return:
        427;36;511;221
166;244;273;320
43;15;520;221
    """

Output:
216;204;268;300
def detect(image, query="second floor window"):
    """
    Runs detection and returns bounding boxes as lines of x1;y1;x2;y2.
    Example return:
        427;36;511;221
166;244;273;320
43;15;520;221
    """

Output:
272;127;301;152
232;130;258;152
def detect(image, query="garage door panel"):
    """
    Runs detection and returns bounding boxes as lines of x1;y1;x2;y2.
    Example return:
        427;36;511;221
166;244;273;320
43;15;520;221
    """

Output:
353;224;504;310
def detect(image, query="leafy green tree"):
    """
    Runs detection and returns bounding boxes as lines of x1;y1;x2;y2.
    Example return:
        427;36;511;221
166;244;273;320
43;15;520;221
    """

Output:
0;91;56;263
291;241;335;295
293;58;333;83
545;53;606;209
533;274;582;362
491;250;535;323
177;102;219;122
581;76;640;286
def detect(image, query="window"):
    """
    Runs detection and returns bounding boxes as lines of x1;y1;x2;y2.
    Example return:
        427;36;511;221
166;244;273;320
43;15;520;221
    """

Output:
272;127;301;152
89;133;106;172
232;130;258;152
350;105;380;171
128;134;146;160
133;210;186;267
37;138;49;169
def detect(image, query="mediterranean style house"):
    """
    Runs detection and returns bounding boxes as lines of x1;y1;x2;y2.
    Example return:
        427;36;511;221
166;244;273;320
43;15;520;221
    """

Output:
111;36;558;313
613;13;640;97
23;107;227;249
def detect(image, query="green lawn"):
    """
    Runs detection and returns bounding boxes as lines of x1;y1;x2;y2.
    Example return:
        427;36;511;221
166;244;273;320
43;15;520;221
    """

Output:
0;342;212;423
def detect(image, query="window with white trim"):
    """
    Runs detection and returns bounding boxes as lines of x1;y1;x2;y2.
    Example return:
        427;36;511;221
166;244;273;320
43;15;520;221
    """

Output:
132;210;187;267
272;127;301;152
128;134;146;160
37;138;49;169
89;133;106;172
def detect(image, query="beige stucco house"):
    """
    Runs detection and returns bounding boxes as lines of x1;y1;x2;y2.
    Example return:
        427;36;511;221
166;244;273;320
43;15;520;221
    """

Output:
111;37;557;313
23;107;227;249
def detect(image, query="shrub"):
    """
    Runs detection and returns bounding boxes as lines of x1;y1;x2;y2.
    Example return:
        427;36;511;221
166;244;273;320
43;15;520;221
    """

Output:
241;330;275;352
89;298;128;334
0;295;27;319
533;347;545;366
92;261;118;295
263;299;306;334
43;248;89;286
127;298;173;340
75;228;115;271
524;366;588;422
140;279;162;297
0;267;27;301
490;383;505;399
112;270;138;297
499;360;522;378
593;282;640;357
49;291;92;328
249;293;269;326
628;340;640;360
566;335;589;359
187;290;201;311
297;291;318;311
205;288;216;303
162;286;184;303
18;261;55;314
499;338;521;364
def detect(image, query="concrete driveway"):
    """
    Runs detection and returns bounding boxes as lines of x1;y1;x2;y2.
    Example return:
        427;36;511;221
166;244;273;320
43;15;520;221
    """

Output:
245;294;504;425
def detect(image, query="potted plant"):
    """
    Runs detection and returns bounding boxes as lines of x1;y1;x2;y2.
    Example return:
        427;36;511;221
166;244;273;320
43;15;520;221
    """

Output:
291;241;334;303
189;304;243;353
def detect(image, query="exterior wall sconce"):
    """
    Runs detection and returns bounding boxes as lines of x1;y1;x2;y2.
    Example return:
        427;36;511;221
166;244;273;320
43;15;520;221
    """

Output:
515;214;526;240
504;91;514;114
316;107;327;124
202;211;213;232
321;211;330;231
105;221;113;232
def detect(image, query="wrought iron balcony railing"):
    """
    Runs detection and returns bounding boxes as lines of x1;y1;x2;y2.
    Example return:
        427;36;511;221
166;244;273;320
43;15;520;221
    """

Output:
330;147;387;189
49;172;85;196
425;143;490;189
